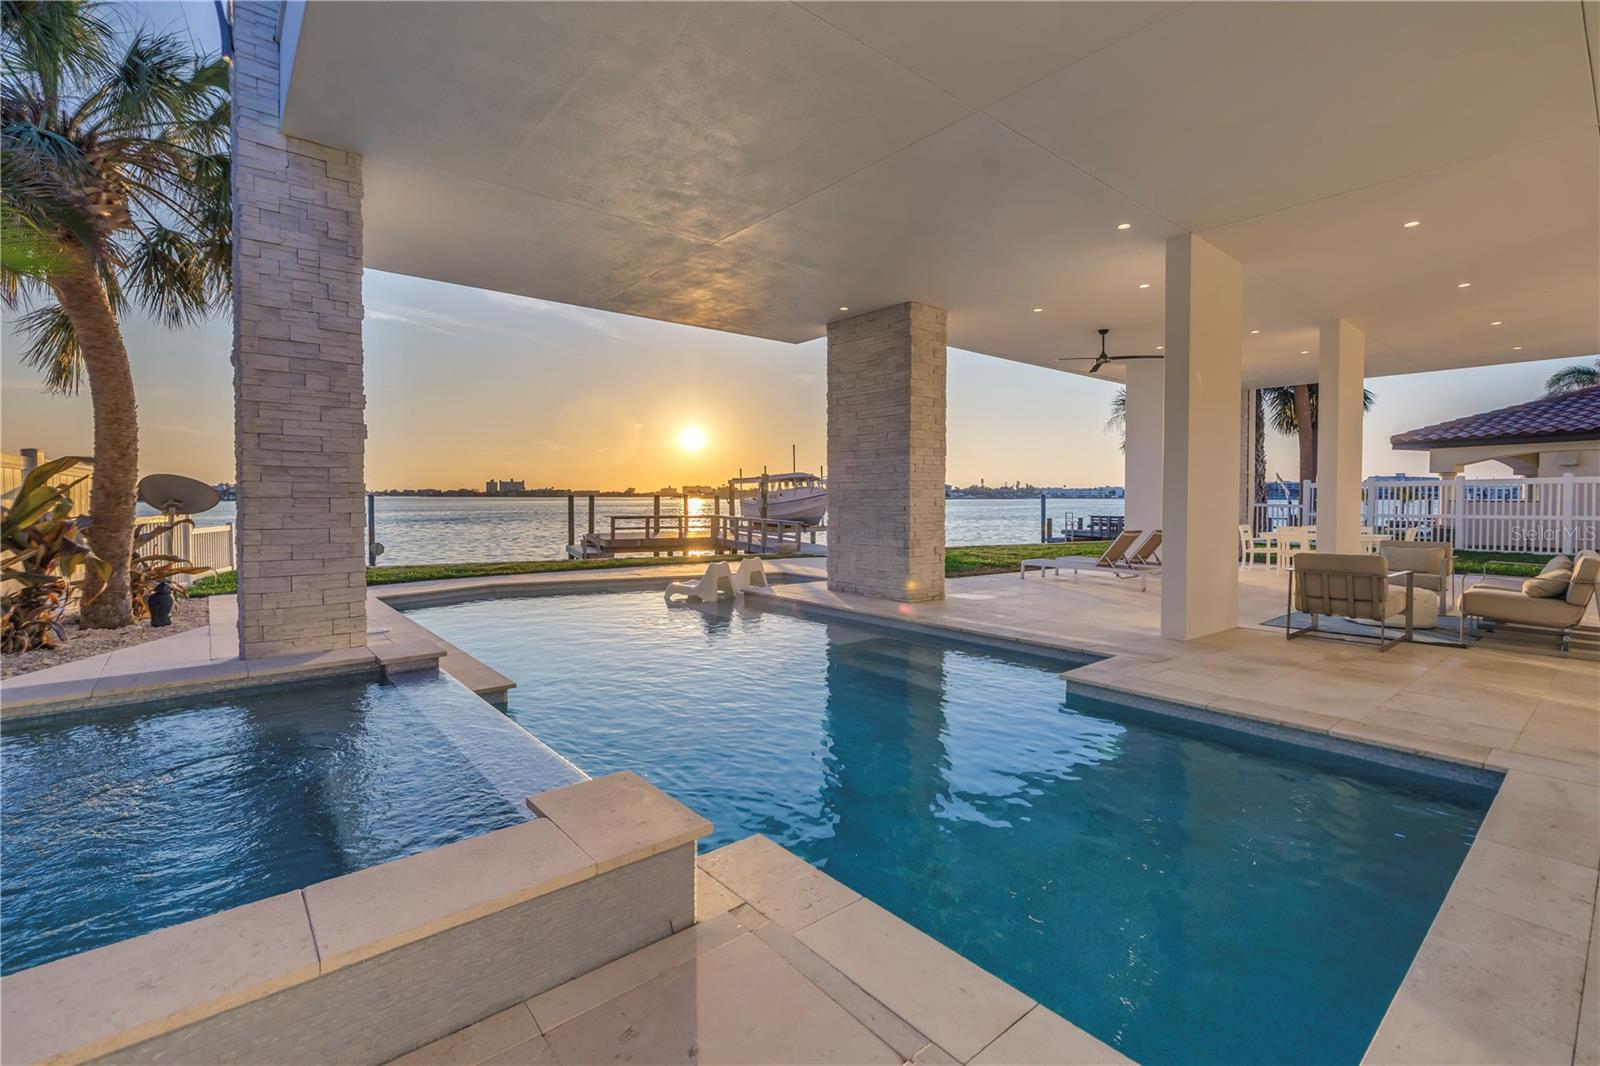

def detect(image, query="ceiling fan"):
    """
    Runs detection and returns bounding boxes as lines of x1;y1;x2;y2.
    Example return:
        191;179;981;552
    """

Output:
1060;328;1164;375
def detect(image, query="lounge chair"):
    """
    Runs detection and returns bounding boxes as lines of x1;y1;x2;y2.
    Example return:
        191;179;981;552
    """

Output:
1027;529;1160;591
730;556;770;596
1459;550;1599;652
664;561;735;603
1126;529;1161;567
1287;551;1415;651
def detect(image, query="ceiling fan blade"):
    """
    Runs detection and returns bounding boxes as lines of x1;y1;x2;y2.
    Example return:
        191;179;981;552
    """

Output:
1057;356;1098;361
1108;354;1165;360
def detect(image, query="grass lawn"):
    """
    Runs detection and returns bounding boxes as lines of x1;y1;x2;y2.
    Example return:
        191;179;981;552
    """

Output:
186;542;1556;597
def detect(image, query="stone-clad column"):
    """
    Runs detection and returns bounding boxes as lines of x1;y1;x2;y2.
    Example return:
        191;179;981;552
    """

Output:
826;303;947;602
230;2;367;658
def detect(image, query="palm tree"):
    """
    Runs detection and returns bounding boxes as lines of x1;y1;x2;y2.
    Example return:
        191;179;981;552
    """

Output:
1262;383;1377;484
1105;387;1127;452
1545;358;1599;394
2;1;230;627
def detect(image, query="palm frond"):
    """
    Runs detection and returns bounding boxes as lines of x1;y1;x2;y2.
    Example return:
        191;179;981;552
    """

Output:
1545;360;1600;395
12;302;83;393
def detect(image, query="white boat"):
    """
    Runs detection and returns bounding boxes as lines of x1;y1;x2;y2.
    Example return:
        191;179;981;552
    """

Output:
737;472;827;525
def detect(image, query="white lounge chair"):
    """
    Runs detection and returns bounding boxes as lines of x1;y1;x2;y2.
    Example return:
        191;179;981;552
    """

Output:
664;561;735;603
1023;529;1156;590
730;556;770;596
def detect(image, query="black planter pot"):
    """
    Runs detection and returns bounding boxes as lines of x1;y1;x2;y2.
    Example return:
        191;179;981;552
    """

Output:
148;580;174;628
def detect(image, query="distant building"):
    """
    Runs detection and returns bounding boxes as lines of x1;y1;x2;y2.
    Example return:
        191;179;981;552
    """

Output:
484;479;527;494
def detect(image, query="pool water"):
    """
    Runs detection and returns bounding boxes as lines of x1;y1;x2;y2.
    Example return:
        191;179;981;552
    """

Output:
406;590;1495;1066
0;672;581;976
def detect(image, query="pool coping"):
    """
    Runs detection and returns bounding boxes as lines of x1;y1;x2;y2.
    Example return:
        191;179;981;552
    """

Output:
0;772;710;1066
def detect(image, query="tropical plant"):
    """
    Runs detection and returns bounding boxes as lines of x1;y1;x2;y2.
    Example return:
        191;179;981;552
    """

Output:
127;517;208;621
1545;358;1599;395
1105;387;1127;452
1;455;110;652
1261;384;1377;484
2;0;230;628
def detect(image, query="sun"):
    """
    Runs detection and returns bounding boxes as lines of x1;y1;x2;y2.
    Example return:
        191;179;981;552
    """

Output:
677;425;708;453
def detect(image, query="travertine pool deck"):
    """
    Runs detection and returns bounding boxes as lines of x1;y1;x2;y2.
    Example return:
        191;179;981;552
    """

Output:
391;835;1127;1066
4;558;1596;1063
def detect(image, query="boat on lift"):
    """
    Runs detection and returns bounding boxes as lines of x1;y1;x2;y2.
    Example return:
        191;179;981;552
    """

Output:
735;472;828;525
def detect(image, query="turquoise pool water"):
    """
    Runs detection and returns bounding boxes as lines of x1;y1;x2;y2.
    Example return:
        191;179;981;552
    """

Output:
406;589;1495;1066
0;672;581;976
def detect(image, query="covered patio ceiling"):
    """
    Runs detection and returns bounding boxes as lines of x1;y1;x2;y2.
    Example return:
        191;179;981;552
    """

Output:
280;1;1600;386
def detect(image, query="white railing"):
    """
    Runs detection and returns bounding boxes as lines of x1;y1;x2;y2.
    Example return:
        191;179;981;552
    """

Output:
1251;475;1600;554
133;515;235;585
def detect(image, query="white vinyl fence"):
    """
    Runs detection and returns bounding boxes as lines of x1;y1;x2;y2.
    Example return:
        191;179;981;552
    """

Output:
134;515;235;585
1251;474;1600;555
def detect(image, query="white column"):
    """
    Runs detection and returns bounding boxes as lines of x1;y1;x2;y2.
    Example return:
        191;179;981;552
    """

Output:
826;302;947;602
1315;318;1366;554
1123;360;1164;533
1161;235;1244;641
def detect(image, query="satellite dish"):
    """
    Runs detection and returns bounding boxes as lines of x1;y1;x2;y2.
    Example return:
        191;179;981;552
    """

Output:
138;474;221;517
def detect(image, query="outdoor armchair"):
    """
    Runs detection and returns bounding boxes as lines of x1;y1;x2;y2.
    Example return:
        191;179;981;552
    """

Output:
1287;552;1415;651
1379;541;1454;610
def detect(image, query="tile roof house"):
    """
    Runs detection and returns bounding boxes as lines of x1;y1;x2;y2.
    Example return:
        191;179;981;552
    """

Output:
1391;385;1600;476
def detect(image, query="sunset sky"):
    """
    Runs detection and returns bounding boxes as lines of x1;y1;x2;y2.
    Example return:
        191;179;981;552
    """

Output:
4;267;1592;491
3;1;1594;492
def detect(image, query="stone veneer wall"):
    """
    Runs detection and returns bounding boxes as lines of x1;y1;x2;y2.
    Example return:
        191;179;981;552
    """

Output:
231;1;367;657
99;847;694;1066
826;303;948;602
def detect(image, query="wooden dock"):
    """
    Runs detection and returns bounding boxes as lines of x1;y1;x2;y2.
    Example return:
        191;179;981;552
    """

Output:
567;511;823;559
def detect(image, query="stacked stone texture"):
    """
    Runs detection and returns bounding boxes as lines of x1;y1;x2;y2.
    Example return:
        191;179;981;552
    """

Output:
826;303;947;602
231;3;367;657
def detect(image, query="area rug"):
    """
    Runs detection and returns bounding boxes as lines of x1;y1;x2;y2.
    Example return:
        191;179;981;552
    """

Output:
1259;613;1476;647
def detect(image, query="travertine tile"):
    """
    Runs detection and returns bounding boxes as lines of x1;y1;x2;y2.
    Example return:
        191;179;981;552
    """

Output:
752;919;930;1061
1365;897;1584;1064
795;899;1034;1063
1358;706;1521;750
698;836;859;931
527;771;711;874
0;891;317;1066
970;1005;1130;1065
1447;839;1597;939
1328;720;1491;766
1484;748;1600;786
541;933;900;1065
696;868;742;920
1477;771;1600;869
304;819;593;971
478;1035;560;1066
527;912;744;1033
911;1043;960;1064
1576;912;1600;1066
389;1005;541;1065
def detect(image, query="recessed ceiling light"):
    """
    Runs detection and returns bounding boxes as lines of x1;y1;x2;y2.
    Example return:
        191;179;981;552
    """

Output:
838;306;849;312
1116;222;1132;230
1490;320;1502;326
1403;220;1421;228
1513;346;1523;351
1156;345;1164;350
1138;283;1151;289
1250;329;1260;335
1457;282;1472;288
1032;307;1043;313
1300;350;1309;355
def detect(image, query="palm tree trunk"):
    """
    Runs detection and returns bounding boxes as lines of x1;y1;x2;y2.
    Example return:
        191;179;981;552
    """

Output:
1252;391;1267;510
1292;384;1315;485
52;249;138;628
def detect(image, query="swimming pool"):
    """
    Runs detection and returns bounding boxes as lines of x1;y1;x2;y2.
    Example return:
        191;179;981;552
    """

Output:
0;672;582;976
406;589;1496;1066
